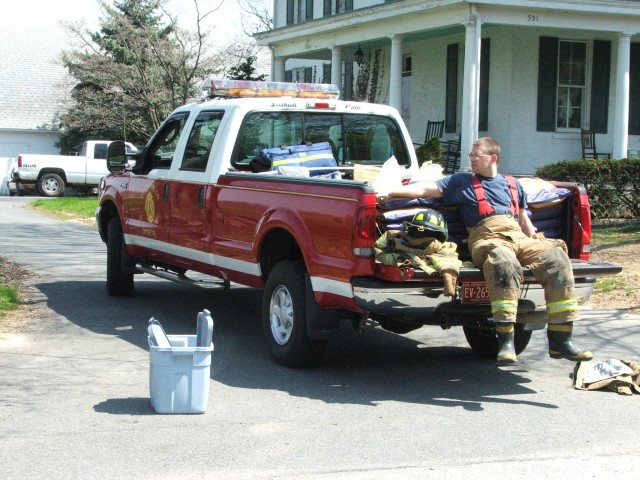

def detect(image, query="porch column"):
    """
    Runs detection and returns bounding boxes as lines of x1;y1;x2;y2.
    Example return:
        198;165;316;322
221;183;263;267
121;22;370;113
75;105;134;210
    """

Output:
331;46;343;96
274;55;286;82
389;35;404;112
613;33;632;159
460;19;481;171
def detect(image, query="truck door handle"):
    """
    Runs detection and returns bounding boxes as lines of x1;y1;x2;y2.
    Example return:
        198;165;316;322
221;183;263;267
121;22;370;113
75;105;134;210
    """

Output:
198;186;205;209
163;183;169;202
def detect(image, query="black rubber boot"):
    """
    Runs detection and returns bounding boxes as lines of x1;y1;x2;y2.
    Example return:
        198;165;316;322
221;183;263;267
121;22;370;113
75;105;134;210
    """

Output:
496;322;517;364
547;322;593;361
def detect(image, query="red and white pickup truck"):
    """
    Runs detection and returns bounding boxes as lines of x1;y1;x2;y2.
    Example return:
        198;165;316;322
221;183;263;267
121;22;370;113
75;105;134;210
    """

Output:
96;80;621;367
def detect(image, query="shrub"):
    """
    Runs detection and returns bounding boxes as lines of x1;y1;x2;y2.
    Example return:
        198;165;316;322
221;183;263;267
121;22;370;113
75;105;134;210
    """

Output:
536;159;640;219
415;137;443;167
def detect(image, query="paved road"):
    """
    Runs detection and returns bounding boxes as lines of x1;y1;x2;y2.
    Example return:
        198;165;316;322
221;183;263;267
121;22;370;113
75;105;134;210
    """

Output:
0;196;638;479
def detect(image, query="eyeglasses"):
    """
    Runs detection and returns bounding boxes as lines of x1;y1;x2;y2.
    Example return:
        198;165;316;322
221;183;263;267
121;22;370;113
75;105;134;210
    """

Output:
468;153;492;159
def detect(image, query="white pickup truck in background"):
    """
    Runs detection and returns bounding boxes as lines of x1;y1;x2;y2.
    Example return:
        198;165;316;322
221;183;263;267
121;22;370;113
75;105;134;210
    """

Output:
12;140;137;197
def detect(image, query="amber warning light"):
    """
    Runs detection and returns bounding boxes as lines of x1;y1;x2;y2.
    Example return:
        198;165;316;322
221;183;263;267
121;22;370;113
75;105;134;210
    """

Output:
207;79;340;100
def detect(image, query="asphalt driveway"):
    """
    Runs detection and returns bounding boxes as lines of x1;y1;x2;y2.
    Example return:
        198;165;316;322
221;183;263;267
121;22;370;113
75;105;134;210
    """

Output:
0;196;638;479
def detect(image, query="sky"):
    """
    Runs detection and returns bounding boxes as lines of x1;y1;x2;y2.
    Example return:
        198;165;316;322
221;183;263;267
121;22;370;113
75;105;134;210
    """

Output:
4;0;251;37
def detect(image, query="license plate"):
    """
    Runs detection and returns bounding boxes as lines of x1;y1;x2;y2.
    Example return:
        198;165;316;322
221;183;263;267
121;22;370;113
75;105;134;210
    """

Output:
461;281;490;304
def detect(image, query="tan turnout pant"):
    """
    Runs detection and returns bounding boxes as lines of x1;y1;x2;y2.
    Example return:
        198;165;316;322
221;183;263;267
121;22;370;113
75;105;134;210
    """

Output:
467;216;579;324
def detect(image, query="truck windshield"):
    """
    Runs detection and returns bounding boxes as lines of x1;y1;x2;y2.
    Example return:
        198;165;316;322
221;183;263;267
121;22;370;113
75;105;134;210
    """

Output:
231;112;409;169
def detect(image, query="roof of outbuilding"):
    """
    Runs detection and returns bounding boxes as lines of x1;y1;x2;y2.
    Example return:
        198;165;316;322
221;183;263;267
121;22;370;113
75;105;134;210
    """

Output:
0;18;74;131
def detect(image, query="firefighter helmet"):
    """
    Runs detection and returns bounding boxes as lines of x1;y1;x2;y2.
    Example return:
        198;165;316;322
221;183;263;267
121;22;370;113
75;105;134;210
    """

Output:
403;209;448;242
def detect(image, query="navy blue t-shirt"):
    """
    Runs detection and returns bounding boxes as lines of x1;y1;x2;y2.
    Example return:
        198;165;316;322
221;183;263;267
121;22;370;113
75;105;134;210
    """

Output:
435;173;527;228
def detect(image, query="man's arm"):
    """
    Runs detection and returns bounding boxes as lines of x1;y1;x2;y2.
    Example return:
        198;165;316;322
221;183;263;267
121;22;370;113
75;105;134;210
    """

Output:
519;211;537;237
377;180;443;202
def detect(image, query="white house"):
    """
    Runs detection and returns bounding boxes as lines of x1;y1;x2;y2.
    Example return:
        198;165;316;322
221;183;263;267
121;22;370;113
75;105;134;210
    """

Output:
255;0;640;174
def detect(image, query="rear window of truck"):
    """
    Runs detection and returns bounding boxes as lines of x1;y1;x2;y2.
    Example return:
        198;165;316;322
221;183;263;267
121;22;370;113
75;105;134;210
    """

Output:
231;112;409;170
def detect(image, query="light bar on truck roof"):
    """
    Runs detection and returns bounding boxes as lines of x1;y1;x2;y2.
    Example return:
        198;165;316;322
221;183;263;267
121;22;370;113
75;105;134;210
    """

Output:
206;79;340;100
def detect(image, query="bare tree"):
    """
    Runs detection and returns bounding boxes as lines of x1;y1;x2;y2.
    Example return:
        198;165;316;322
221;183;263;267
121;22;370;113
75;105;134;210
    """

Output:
58;0;228;150
237;0;273;36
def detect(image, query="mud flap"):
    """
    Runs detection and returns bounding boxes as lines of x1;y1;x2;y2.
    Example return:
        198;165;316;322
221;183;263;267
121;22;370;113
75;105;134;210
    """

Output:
305;273;340;340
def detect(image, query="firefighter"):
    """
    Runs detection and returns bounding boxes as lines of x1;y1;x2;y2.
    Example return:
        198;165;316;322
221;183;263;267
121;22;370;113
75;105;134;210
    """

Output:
377;137;593;365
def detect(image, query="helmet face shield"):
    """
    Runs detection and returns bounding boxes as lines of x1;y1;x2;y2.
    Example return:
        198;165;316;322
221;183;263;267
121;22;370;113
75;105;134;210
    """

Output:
403;209;448;242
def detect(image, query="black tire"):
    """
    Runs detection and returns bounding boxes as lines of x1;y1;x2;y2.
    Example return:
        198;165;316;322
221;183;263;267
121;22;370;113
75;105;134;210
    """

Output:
262;260;328;368
38;173;65;197
106;216;134;296
463;322;533;359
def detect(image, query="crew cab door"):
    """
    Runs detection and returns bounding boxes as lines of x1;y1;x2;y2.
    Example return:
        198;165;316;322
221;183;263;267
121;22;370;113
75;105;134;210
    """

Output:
125;113;189;260
168;110;225;266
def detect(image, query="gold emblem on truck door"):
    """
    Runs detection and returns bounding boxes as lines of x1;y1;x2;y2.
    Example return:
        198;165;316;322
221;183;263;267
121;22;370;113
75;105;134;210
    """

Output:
145;192;156;223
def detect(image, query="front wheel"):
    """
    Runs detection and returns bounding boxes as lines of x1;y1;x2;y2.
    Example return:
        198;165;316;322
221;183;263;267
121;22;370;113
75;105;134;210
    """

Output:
106;216;134;296
262;260;327;368
463;322;533;359
38;173;65;197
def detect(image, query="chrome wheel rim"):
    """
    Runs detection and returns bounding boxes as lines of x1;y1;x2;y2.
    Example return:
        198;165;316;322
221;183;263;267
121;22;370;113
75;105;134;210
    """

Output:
270;285;294;345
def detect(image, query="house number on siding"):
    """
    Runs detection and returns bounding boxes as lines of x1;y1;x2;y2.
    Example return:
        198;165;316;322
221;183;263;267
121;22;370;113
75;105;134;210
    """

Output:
527;14;539;22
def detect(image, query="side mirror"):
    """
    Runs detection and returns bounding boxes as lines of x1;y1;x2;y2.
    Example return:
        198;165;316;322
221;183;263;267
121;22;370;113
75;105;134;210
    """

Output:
107;141;137;172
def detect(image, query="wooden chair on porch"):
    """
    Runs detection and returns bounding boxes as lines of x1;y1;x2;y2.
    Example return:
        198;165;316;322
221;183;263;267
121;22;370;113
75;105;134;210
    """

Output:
581;130;611;160
413;120;445;146
443;134;461;173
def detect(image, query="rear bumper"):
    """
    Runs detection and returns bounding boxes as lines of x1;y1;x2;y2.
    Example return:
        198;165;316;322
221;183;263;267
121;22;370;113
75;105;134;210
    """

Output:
351;260;621;320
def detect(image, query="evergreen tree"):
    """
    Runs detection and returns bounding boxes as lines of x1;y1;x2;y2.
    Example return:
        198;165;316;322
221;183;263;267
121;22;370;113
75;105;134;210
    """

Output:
227;55;266;81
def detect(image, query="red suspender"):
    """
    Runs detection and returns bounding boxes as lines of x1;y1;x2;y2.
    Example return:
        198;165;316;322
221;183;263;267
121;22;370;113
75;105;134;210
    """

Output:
472;174;519;218
471;175;494;217
504;175;520;217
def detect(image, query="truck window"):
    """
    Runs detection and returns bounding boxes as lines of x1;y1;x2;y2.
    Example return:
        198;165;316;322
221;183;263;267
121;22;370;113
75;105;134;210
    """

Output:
180;111;224;171
342;115;408;166
231;111;408;169
146;113;189;170
94;143;108;160
233;112;304;167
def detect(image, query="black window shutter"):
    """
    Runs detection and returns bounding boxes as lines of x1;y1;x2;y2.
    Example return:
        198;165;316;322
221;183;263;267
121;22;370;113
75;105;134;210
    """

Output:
286;0;294;25
445;43;459;134
322;63;332;84
590;40;611;134
324;0;331;16
306;0;313;20
343;61;353;100
285;70;293;82
304;67;313;83
537;36;558;132
630;42;640;135
479;38;490;132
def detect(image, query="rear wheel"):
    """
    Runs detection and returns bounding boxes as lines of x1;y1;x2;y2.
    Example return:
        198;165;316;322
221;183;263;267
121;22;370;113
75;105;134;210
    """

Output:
106;216;134;296
262;260;327;367
38;173;65;197
463;322;533;359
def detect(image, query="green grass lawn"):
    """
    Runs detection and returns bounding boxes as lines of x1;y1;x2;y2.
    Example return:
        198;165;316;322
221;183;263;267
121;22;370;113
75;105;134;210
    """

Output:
0;283;20;318
30;197;98;221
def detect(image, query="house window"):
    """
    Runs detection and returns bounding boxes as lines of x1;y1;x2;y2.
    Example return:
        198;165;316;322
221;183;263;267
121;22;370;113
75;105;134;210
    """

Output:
324;0;331;16
556;40;587;129
335;0;353;14
288;0;313;24
537;37;611;133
